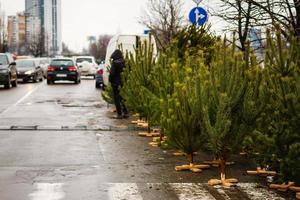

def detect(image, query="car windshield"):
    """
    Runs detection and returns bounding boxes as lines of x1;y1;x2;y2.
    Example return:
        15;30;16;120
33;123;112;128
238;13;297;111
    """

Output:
0;55;9;65
51;60;74;66
16;60;35;68
76;58;92;63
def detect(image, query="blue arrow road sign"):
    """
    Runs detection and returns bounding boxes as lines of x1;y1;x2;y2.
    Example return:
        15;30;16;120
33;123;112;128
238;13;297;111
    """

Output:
189;7;208;26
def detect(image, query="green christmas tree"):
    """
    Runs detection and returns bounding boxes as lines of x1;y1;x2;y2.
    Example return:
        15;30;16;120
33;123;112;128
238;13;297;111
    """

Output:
121;37;160;134
156;26;217;172
201;37;263;186
251;28;300;185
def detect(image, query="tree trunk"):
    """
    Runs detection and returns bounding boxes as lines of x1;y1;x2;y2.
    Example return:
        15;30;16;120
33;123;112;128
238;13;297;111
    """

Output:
295;0;300;36
188;153;194;164
220;158;226;181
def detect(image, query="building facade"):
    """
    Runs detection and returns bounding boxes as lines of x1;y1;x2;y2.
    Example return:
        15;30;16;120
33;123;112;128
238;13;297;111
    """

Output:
25;0;62;56
7;13;26;54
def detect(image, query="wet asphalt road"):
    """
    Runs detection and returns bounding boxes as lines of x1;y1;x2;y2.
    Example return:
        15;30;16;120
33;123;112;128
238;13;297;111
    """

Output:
0;79;291;200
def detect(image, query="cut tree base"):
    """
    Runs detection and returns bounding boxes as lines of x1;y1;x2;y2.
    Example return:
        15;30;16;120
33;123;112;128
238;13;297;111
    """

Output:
204;160;234;167
138;132;161;137
296;193;300;199
175;163;210;173
131;119;145;124
149;137;167;147
247;167;277;176
290;186;300;192
208;178;238;187
173;151;198;156
270;182;294;192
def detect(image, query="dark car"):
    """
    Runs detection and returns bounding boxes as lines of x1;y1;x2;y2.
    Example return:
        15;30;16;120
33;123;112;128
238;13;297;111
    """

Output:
47;58;81;84
16;59;44;83
0;53;18;89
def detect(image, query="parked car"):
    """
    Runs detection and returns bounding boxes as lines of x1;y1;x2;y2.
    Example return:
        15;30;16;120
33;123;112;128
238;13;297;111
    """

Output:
16;59;44;83
34;57;51;78
95;62;104;89
75;56;97;78
0;53;18;89
47;58;81;84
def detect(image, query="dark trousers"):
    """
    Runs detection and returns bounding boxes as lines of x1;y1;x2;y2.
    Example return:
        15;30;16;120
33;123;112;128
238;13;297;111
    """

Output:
112;84;128;116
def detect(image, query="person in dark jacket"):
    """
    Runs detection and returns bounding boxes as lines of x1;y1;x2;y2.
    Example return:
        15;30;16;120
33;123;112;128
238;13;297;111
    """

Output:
109;49;128;119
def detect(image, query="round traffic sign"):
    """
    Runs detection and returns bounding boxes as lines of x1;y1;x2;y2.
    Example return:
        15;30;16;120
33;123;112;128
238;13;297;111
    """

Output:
189;7;208;26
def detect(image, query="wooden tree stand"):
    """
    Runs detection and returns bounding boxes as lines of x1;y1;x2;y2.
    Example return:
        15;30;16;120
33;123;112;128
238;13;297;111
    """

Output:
296;192;300;199
175;163;210;173
175;154;210;173
270;182;295;192
290;186;300;192
149;136;167;147
173;151;198;156
208;176;238;187
247;167;277;176
208;159;238;187
131;119;145;124
138;131;160;137
204;160;234;168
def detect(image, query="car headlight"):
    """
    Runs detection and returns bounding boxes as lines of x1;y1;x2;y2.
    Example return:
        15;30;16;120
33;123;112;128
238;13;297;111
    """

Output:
25;70;34;75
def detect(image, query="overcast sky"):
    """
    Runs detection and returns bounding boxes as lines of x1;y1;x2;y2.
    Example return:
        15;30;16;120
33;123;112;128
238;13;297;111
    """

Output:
0;0;223;52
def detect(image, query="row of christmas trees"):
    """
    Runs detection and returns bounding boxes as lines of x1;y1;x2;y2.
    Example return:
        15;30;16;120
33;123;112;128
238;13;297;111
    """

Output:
104;25;299;190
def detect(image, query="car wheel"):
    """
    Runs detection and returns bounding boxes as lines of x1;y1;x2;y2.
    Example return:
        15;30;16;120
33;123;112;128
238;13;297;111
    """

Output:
74;79;79;84
11;79;17;87
39;76;43;82
4;76;11;89
47;79;52;85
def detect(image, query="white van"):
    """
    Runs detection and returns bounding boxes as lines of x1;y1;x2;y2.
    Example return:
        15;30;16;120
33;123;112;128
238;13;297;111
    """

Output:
103;34;157;86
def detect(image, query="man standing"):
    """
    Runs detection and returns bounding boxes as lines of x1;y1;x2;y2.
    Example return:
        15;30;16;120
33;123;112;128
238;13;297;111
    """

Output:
109;49;128;119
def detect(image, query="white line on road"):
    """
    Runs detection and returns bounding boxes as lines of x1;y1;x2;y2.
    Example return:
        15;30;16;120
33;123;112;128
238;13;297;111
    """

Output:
1;84;41;115
238;183;285;200
169;183;216;200
108;183;143;200
29;183;65;200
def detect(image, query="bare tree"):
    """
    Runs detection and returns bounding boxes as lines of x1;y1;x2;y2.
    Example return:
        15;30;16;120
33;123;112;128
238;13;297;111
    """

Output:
140;0;184;50
245;0;300;37
27;33;44;57
88;34;112;60
211;0;254;51
214;0;300;40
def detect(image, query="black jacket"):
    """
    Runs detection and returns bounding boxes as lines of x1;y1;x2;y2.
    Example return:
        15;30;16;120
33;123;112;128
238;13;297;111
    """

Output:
109;50;125;86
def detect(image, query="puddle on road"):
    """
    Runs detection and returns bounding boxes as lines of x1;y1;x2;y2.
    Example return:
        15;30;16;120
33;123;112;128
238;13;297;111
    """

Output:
29;183;65;200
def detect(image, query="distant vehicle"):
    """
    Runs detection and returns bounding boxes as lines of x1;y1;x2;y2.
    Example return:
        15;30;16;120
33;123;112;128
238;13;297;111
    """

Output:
16;59;44;83
75;56;97;78
0;53;18;89
95;62;104;89
16;55;32;60
47;58;81;84
34;57;51;78
103;34;157;86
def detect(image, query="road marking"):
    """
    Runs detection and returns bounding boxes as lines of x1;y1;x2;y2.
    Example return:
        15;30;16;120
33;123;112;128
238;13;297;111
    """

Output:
169;183;216;200
238;183;285;200
29;183;65;200
1;84;41;115
108;183;143;200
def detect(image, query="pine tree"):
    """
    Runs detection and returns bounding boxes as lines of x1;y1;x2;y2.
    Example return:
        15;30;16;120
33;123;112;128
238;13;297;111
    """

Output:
121;37;160;132
251;28;300;184
157;26;217;171
201;37;262;186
